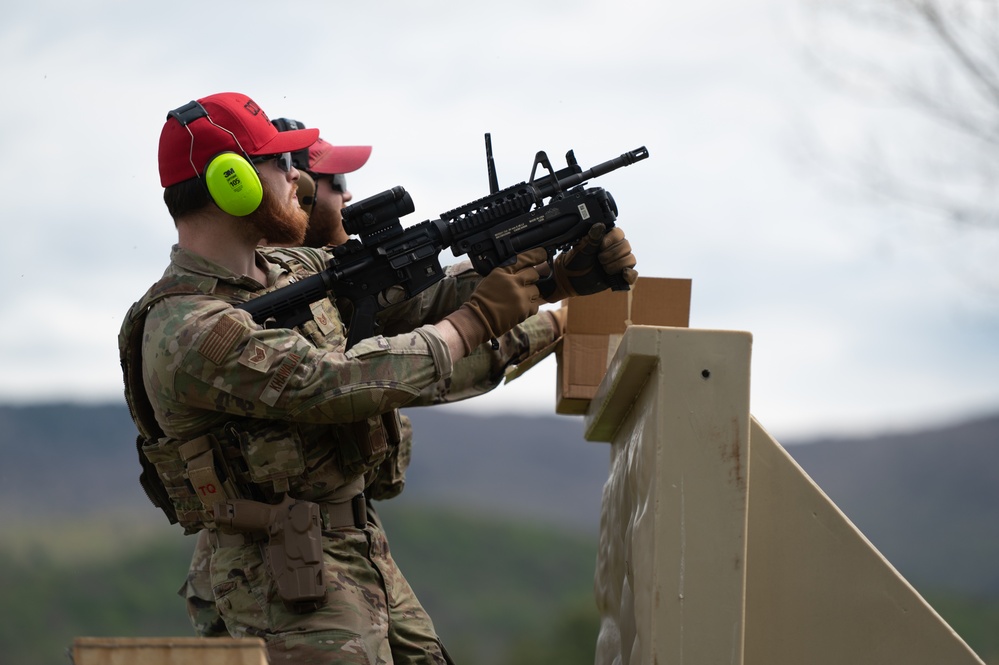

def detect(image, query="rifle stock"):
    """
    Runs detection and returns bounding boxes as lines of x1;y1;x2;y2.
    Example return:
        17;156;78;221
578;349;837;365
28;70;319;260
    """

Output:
237;136;649;348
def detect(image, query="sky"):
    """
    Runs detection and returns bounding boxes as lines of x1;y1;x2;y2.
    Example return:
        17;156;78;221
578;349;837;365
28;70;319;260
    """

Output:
1;0;996;442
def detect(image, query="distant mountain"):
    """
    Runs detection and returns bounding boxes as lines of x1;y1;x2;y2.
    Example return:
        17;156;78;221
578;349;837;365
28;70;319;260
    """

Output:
0;402;606;530
0;403;143;519
400;406;604;531
1;402;996;596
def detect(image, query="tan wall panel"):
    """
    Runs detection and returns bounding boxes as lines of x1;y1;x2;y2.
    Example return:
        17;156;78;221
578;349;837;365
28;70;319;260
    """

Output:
589;326;753;665
587;325;985;665
744;419;984;665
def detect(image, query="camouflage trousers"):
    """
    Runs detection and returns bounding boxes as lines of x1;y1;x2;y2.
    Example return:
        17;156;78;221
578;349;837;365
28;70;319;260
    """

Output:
180;520;448;664
180;530;228;637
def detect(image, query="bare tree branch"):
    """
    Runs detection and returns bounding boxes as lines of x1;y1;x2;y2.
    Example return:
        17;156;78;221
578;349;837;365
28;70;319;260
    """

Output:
795;0;999;231
910;0;999;107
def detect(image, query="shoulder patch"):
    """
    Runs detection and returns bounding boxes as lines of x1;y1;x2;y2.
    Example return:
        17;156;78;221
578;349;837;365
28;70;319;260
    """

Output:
238;338;279;373
310;298;343;337
198;313;248;365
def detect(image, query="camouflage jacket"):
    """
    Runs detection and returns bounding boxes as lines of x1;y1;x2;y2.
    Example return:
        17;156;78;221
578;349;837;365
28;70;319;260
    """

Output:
120;244;557;529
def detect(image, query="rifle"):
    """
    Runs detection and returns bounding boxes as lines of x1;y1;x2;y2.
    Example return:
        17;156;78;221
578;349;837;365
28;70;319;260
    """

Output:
237;134;649;349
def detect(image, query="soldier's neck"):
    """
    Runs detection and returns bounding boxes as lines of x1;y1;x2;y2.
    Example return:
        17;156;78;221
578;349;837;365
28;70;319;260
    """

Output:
176;211;267;285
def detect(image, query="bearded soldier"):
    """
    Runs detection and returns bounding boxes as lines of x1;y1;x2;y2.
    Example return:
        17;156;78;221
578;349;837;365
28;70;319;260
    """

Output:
120;91;637;664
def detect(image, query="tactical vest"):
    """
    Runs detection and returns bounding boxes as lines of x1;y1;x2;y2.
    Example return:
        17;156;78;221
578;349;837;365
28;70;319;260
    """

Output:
119;251;405;533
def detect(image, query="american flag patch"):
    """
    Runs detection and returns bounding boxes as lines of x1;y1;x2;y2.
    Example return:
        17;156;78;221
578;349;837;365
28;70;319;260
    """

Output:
198;314;246;365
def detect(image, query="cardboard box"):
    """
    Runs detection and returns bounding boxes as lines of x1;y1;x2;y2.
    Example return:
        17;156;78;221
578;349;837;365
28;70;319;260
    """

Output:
556;277;691;414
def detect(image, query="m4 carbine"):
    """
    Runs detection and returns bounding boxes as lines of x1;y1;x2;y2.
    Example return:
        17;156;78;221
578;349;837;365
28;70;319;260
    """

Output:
237;134;649;348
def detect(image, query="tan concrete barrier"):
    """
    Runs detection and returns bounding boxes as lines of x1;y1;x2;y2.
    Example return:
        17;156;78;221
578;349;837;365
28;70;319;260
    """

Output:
585;325;985;665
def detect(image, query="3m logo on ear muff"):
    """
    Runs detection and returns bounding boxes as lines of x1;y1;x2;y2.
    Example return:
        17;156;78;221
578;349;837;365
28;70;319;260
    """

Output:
204;152;263;217
168;100;263;217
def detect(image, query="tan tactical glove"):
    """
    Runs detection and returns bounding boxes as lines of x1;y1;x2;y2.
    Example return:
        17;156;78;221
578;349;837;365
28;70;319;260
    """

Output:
547;306;567;338
444;248;546;354
538;223;638;303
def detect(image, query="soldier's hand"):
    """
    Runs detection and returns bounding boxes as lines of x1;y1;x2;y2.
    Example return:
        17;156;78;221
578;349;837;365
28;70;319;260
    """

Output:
538;223;638;303
443;248;546;354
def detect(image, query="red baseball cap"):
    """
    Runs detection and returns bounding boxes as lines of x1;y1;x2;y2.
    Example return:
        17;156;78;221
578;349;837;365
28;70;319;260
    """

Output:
158;92;319;187
308;138;372;175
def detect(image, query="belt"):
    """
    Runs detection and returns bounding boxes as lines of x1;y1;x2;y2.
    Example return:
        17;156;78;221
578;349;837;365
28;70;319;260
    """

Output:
207;494;367;548
320;494;367;532
207;529;261;548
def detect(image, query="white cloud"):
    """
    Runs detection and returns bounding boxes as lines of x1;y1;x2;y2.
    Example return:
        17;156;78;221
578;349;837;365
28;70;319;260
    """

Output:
0;0;995;441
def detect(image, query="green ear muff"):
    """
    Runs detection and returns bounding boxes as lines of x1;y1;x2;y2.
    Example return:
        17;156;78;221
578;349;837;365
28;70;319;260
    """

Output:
203;152;263;217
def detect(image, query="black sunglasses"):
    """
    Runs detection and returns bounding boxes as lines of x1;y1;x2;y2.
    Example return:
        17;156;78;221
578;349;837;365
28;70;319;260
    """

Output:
251;152;293;173
325;173;347;193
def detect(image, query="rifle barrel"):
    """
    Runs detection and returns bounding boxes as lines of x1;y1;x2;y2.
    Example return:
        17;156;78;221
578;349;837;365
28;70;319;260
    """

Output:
540;146;649;195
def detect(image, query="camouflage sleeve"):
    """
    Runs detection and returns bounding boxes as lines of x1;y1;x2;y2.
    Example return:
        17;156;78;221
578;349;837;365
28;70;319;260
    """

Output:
375;260;481;335
141;295;453;437
372;259;560;405
409;309;560;405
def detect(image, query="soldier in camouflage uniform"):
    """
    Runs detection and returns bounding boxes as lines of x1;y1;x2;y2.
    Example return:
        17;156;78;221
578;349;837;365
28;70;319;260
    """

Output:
179;119;517;642
178;119;376;638
121;92;637;664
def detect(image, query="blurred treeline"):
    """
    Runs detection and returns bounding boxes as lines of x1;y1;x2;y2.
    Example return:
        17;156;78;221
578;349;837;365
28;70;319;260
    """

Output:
2;505;997;665
1;506;602;665
3;404;998;664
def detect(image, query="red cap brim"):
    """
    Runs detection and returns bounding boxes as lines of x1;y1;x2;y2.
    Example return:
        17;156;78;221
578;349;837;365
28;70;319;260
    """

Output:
257;127;320;156
309;140;372;175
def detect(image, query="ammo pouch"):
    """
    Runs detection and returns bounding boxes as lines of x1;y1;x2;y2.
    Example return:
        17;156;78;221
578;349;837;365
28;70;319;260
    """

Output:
365;412;411;501
141;435;217;532
214;495;327;613
221;421;306;496
139;432;242;533
179;434;239;514
338;411;400;478
135;434;178;524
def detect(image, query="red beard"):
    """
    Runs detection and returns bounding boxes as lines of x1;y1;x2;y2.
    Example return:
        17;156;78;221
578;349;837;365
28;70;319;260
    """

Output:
248;185;309;246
